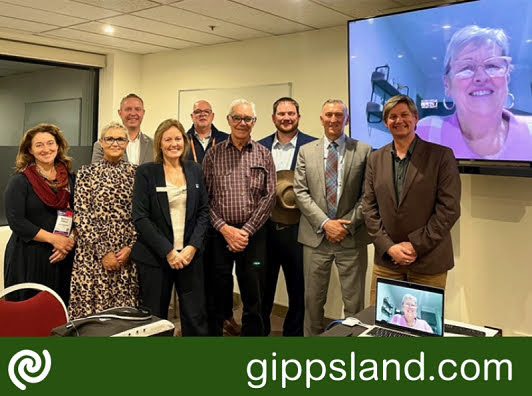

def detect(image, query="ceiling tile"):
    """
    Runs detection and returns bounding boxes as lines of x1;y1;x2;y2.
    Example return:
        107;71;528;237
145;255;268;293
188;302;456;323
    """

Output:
173;0;312;35
397;0;451;6
312;0;402;17
0;0;121;19
100;14;232;45
41;28;170;54
134;5;269;40
0;2;87;26
72;0;160;13
73;21;198;49
0;15;55;33
232;0;351;28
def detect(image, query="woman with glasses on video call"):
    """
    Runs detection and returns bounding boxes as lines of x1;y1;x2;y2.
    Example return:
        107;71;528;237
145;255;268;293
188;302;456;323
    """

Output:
390;294;433;333
68;122;139;319
417;25;532;160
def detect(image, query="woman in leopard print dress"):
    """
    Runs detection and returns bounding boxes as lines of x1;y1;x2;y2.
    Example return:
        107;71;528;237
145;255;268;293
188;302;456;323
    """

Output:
68;122;139;319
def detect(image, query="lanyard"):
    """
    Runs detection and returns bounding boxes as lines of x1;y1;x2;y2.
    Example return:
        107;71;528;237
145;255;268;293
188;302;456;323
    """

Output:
191;137;215;163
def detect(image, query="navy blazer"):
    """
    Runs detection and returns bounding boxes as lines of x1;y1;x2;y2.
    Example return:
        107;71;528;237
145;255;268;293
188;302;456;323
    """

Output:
185;124;229;164
258;130;316;170
131;161;209;267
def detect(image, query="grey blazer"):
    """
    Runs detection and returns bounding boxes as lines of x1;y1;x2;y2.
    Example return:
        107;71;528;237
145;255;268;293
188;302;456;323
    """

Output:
91;132;154;164
294;136;371;249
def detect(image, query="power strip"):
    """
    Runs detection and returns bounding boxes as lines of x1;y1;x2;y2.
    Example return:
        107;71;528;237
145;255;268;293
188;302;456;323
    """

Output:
111;320;175;337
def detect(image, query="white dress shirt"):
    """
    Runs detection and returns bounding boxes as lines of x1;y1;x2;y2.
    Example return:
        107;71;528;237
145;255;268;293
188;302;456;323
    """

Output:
126;132;141;165
272;132;298;171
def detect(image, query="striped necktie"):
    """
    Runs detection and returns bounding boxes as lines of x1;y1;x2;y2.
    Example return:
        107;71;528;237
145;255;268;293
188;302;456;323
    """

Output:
325;141;338;218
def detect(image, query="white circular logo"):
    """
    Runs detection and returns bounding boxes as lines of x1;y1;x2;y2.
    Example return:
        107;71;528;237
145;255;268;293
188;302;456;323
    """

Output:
8;349;52;391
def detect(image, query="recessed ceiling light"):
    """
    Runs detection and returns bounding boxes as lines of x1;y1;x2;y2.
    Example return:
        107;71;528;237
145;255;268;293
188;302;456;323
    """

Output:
526;39;532;43
442;24;451;29
397;54;404;58
432;56;438;61
104;26;115;34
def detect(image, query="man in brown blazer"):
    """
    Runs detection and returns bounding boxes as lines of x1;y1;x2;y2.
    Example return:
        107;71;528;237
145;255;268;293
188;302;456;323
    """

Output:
362;95;461;304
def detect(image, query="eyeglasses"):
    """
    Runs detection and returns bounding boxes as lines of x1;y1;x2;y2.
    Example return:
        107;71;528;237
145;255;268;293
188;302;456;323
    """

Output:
193;109;213;116
450;56;512;79
102;137;128;146
229;115;256;124
403;303;417;308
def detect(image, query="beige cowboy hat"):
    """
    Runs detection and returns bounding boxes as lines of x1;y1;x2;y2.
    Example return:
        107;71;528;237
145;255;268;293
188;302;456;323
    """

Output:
271;170;301;225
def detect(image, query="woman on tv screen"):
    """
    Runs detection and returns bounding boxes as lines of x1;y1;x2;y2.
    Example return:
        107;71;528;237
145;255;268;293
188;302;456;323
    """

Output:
417;25;532;160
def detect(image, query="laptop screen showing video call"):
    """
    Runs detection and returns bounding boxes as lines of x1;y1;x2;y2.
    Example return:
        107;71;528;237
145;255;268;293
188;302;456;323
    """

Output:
375;278;444;337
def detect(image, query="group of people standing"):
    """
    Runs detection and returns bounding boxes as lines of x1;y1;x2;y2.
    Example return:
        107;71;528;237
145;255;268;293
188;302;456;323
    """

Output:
3;91;461;337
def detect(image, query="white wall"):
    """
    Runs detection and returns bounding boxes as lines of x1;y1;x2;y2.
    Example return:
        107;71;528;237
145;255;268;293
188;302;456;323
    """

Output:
98;51;143;135
140;26;350;140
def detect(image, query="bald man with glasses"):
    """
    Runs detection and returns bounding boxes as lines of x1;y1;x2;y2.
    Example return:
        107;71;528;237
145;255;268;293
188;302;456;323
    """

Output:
186;100;229;164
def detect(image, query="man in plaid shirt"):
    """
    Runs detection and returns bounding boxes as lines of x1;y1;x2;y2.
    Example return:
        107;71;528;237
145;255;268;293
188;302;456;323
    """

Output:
203;98;276;336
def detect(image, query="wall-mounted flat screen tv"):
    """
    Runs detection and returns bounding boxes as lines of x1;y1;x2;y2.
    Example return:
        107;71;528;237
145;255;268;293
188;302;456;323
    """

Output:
348;0;532;172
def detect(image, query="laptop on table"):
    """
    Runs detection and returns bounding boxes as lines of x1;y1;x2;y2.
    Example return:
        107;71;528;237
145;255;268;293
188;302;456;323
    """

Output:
359;277;444;337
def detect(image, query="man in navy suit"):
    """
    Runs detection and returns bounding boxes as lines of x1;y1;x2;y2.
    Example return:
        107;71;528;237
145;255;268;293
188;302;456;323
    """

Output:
258;97;316;336
185;100;229;164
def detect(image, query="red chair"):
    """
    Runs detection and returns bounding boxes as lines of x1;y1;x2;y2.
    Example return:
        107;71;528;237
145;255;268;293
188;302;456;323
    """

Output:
0;283;68;336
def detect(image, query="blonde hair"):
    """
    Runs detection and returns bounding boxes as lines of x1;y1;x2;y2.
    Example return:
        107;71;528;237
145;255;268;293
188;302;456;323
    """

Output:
100;121;128;139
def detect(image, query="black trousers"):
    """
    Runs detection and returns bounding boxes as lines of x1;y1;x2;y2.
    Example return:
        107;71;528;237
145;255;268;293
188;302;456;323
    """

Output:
262;221;304;336
137;254;208;336
211;226;267;336
204;226;235;335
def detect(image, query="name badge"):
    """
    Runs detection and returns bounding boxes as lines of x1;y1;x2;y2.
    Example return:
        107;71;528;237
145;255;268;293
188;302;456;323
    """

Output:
156;187;169;193
53;209;73;236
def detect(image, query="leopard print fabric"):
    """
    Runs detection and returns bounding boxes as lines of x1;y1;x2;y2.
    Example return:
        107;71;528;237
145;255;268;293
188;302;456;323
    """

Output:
68;160;139;320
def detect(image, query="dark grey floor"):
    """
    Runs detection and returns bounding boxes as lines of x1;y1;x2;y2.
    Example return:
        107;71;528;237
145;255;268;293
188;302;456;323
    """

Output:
169;295;285;336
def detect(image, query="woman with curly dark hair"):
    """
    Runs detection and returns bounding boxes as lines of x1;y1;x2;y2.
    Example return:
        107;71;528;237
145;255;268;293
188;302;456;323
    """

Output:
4;123;75;303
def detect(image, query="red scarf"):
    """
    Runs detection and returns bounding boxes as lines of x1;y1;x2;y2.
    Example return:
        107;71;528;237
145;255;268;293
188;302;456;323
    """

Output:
23;162;71;210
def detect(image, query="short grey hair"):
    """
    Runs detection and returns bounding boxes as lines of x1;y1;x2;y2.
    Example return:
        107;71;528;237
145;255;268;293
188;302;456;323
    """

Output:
444;25;510;76
100;121;128;139
402;294;418;306
228;98;256;117
322;99;348;116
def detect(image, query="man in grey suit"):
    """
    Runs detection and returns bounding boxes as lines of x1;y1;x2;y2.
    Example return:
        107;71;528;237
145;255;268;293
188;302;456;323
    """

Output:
362;95;461;305
294;99;371;336
91;93;154;164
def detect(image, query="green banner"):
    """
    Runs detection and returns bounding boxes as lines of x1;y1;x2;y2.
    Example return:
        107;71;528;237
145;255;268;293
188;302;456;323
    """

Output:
0;338;525;394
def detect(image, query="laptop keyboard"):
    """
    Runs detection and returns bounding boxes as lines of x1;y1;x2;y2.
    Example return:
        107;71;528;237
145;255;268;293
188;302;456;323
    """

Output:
444;323;486;337
367;327;414;337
